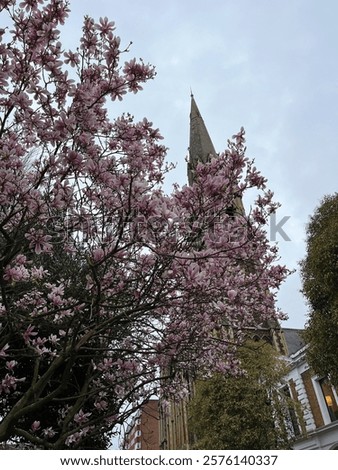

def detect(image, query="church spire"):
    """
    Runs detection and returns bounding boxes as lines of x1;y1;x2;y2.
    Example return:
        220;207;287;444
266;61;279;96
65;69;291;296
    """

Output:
188;94;216;185
187;94;245;215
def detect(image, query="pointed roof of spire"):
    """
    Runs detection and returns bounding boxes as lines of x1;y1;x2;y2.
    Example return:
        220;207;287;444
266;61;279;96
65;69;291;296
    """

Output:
188;95;216;185
186;94;245;215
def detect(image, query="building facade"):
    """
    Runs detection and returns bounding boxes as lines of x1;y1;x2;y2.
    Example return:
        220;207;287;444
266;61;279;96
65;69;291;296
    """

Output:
283;328;338;449
159;327;338;450
122;400;159;450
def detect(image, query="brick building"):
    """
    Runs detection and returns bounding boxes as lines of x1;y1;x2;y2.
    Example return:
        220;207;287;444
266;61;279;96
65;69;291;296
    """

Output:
122;400;159;450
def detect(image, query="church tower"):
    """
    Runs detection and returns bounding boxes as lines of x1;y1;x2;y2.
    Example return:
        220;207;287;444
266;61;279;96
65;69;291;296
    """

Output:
188;94;217;185
159;96;288;450
187;95;287;352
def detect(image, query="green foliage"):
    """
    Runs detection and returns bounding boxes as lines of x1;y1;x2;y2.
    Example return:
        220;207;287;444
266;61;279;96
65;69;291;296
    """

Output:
188;341;294;450
300;193;338;386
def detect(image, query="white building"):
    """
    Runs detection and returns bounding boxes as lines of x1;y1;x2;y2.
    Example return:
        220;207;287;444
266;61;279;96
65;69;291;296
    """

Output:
283;328;338;449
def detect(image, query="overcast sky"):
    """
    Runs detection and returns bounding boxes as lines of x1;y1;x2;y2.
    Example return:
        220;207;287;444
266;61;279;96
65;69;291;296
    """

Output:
58;0;338;329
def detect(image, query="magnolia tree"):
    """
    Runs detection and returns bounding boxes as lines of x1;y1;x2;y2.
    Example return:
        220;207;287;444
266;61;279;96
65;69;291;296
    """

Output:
0;0;288;449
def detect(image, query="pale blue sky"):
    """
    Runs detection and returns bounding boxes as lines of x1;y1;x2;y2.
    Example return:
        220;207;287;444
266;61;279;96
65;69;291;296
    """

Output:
59;1;338;328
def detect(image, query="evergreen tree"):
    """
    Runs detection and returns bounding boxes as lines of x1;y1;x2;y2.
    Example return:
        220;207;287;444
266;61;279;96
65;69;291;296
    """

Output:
300;193;338;386
189;341;295;449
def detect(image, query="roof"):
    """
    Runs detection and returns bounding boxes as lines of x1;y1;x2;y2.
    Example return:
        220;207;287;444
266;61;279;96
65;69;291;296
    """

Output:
283;328;306;356
188;95;216;185
187;95;245;214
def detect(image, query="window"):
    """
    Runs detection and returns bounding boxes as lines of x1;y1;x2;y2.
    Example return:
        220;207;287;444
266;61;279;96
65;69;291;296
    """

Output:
281;385;301;437
319;378;338;422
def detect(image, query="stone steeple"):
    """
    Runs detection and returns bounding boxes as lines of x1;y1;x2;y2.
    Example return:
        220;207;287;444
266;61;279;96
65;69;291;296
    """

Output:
188;95;217;186
159;96;289;451
188;95;245;215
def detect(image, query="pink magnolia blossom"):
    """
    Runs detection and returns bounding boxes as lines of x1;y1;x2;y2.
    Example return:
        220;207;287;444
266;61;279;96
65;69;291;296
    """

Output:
31;266;49;280
74;409;92;424
227;289;238;301
25;230;53;255
5;361;17;371
94;400;108;411
64;50;80;67
42;427;56;438
0;344;10;358
95;16;115;35
65;433;81;446
3;265;30;282
22;325;38;344
92;247;105;263
31;421;41;432
1;374;25;394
